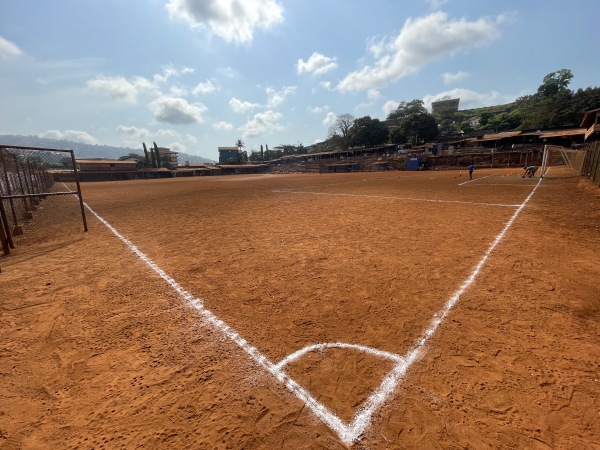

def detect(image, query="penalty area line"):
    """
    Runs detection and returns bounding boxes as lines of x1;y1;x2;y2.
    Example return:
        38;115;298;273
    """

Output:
272;189;520;208
82;203;357;445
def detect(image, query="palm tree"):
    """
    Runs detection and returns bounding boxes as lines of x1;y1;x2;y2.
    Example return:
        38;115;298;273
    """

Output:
235;139;245;164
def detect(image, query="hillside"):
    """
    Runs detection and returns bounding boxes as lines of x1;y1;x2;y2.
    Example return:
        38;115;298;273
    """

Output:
0;135;215;164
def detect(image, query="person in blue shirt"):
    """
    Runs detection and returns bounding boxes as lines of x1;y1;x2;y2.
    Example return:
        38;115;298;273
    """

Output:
468;161;475;180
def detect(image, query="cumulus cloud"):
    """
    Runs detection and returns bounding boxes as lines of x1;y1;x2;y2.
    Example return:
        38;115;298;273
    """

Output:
193;79;217;95
39;129;97;144
319;81;332;90
266;86;296;107
336;11;501;93
153;65;193;85
166;141;187;153
229;97;261;113
213;121;233;130
382;100;400;116
87;76;145;103
149;96;207;124
442;71;469;84
296;52;337;76
87;65;192;103
116;125;150;138
322;112;336;126
185;134;197;144
423;88;518;110
0;36;22;59
309;105;329;114
240;110;283;138
166;0;284;44
156;128;181;138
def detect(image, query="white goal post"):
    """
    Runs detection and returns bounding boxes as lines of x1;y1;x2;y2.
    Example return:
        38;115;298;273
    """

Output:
540;145;587;178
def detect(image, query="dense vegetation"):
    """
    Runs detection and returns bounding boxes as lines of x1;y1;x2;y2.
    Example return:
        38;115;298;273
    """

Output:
247;68;600;161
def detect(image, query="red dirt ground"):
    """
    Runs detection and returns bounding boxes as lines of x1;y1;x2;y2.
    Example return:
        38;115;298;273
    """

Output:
1;169;599;449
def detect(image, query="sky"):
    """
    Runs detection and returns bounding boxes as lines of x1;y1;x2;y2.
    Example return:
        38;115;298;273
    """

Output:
0;0;598;161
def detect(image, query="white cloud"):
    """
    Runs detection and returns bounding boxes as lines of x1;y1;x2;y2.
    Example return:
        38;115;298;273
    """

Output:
266;86;296;107
367;89;380;100
337;12;500;93
213;121;233;130
193;79;217;95
382;100;400;117
296;52;338;76
185;134;197;144
116;125;150;138
166;0;284;44
166;141;187;153
169;85;188;97
442;71;469;84
0;36;22;59
423;88;518;110
156;128;181;138
87;66;192;103
309;105;329;114
153;65;193;85
319;81;332;90
149;96;207;124
87;74;162;103
229;97;261;113
322;112;336;126
87;76;145;103
240;110;283;138
39;129;97;144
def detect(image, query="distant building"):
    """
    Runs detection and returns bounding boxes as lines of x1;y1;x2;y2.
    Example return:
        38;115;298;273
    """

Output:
218;146;240;164
466;116;481;127
431;98;460;115
156;147;178;166
74;159;138;181
580;108;600;141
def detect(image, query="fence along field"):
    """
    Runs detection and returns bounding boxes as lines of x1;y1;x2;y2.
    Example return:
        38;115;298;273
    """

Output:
0;145;87;256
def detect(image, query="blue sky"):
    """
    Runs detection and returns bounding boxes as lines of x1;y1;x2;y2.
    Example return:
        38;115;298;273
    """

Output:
1;0;597;161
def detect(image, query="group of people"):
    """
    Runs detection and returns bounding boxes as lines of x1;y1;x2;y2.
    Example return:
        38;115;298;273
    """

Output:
467;162;538;180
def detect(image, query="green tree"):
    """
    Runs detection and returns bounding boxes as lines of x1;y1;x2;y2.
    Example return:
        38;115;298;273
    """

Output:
537;69;573;97
235;139;245;163
388;127;407;145
398;113;438;145
328;113;355;150
387;100;428;120
349;116;389;147
160;153;175;169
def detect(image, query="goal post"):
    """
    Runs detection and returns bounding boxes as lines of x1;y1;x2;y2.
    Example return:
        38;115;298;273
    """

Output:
540;145;587;179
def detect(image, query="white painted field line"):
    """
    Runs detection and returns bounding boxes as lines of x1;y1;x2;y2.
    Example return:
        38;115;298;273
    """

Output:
458;174;494;185
343;176;544;442
82;203;364;444
273;189;520;208
82;176;542;446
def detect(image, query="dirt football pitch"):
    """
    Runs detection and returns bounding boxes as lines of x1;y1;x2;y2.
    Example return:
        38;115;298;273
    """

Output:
1;169;599;449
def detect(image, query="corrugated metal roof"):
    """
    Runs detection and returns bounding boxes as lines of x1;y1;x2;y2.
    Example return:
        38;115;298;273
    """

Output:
479;131;522;141
539;128;586;138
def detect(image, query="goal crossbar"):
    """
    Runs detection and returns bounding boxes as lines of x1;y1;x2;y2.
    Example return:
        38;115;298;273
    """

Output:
540;145;587;179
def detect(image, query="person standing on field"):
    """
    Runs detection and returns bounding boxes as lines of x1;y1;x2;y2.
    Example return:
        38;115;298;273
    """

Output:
468;161;475;180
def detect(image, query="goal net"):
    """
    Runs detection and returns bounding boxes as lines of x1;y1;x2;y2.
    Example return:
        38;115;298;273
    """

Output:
540;145;587;179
